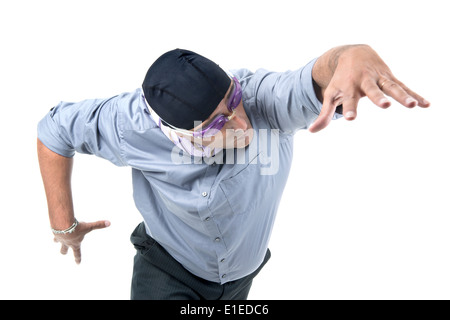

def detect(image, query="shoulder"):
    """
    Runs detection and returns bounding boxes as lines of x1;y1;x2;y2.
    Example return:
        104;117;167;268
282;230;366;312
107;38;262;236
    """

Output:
230;68;276;105
117;89;158;131
230;68;275;87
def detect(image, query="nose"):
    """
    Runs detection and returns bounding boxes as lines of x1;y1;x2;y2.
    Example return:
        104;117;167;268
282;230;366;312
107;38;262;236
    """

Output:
231;114;248;131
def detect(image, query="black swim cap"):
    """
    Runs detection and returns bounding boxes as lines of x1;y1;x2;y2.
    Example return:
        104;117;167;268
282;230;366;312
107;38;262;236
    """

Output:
142;49;231;129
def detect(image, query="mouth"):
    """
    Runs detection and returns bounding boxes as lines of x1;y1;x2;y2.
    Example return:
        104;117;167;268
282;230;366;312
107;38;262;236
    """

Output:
233;129;254;148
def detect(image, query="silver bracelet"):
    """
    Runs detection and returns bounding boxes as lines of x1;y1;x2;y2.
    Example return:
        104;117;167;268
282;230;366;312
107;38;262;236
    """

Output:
51;219;78;235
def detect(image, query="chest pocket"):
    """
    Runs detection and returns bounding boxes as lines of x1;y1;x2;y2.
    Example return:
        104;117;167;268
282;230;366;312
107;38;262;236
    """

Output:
218;153;263;216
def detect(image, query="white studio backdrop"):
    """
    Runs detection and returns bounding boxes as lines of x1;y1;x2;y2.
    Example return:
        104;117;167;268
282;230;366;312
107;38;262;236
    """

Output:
0;0;449;300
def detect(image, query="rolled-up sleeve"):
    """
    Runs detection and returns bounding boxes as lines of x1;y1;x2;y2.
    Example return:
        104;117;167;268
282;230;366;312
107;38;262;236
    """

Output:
37;94;127;167
238;58;341;135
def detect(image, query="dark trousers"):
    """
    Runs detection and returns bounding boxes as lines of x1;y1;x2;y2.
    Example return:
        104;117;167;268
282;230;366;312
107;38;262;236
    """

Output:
130;222;271;300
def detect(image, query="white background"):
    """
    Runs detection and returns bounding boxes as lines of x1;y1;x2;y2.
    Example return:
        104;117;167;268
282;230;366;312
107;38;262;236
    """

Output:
1;0;449;300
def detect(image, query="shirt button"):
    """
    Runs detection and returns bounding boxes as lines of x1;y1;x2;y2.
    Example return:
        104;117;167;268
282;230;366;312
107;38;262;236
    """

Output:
222;274;227;279
214;237;221;242
202;192;208;197
220;258;225;263
205;217;211;221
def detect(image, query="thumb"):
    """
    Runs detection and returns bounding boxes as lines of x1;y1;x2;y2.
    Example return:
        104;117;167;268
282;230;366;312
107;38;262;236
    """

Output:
309;95;338;133
84;220;111;232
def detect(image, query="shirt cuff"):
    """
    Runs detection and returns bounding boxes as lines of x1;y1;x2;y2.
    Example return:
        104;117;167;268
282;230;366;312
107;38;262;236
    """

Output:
299;58;342;120
37;111;75;158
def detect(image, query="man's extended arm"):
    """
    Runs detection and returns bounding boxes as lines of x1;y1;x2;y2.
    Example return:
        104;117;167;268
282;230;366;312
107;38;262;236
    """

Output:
309;44;430;132
36;91;147;263
37;138;110;264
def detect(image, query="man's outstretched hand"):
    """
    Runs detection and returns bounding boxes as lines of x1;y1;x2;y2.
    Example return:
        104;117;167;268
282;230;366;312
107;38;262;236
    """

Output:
309;45;430;133
53;220;110;264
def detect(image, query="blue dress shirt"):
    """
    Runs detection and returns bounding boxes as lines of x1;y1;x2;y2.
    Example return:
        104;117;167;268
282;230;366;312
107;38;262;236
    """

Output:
38;58;340;284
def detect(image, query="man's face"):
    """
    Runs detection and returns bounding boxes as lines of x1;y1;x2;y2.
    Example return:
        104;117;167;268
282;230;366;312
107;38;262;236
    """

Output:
179;80;254;149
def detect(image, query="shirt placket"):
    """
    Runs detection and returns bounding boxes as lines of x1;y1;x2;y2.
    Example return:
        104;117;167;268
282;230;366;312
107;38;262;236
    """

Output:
197;162;230;284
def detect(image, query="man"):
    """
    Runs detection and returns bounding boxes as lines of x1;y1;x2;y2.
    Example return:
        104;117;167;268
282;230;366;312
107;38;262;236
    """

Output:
37;45;429;300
